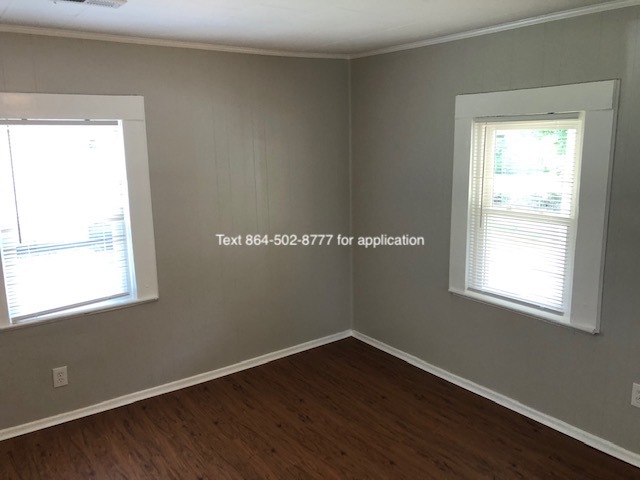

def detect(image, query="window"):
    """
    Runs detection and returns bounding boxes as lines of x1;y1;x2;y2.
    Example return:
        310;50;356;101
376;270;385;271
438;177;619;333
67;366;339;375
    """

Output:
449;81;618;333
0;93;158;327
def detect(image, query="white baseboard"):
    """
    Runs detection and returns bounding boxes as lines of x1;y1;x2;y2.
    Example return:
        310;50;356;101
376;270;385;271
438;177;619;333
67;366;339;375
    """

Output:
4;327;639;471
0;329;352;441
352;330;640;469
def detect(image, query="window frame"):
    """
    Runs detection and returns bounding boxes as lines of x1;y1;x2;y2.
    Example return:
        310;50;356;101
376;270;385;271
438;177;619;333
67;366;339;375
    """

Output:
0;93;158;329
449;81;618;333
467;115;582;318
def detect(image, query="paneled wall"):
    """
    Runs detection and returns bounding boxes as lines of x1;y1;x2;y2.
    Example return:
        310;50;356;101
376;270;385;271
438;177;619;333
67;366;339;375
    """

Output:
0;34;351;429
352;7;640;452
2;5;640;456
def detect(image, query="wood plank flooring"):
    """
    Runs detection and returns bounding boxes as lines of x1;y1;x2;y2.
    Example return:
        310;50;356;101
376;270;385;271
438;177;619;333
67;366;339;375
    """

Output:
1;338;639;479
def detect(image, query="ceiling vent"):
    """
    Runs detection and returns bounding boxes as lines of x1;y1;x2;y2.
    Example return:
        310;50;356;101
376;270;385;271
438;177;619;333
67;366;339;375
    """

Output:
55;0;127;8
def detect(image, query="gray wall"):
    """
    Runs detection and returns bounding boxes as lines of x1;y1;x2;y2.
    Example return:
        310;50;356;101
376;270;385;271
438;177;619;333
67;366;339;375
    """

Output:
2;5;640;456
352;7;640;452
0;34;351;429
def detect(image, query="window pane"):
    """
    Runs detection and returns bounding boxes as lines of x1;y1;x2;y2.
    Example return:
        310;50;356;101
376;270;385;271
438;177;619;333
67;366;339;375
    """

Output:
488;126;578;216
470;214;569;311
0;123;132;321
467;119;581;314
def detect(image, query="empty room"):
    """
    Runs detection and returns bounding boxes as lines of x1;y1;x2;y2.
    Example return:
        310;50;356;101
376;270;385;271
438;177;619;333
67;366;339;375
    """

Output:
0;0;639;478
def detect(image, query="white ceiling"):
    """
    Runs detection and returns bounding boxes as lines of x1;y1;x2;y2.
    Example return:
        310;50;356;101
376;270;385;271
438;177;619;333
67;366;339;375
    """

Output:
0;0;634;57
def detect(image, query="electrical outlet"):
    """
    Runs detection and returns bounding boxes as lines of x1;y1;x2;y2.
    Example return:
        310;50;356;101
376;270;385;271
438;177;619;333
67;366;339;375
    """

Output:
631;383;640;408
52;366;68;388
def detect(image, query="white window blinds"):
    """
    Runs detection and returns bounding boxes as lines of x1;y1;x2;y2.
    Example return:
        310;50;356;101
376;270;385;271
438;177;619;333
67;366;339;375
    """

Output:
467;117;582;315
0;121;133;322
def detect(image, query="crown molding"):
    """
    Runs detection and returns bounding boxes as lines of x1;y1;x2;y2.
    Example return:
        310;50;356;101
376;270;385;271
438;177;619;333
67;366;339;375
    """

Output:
0;24;350;60
0;0;638;60
350;0;640;59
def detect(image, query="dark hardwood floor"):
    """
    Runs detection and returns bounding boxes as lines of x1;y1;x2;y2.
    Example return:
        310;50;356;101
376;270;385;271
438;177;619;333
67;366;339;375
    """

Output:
1;338;639;479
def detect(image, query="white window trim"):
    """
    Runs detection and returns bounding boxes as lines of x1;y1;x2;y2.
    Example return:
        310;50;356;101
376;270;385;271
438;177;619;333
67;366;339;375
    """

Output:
0;93;158;329
449;81;618;334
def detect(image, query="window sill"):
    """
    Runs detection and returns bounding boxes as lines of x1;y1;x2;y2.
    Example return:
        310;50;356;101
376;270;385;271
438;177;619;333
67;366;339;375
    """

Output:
0;295;158;331
449;288;598;335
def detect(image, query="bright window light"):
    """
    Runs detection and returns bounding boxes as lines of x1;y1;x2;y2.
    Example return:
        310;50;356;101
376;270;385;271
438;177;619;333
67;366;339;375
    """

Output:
0;122;133;320
467;117;581;314
449;81;618;333
0;93;158;328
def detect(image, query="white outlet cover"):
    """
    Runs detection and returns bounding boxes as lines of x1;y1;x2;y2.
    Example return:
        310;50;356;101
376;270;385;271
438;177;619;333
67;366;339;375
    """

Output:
52;366;68;388
631;383;640;408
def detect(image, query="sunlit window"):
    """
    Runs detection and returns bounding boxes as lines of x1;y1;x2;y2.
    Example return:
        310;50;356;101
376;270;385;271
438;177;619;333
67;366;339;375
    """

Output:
0;122;132;320
0;93;158;327
467;117;581;314
449;81;617;332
